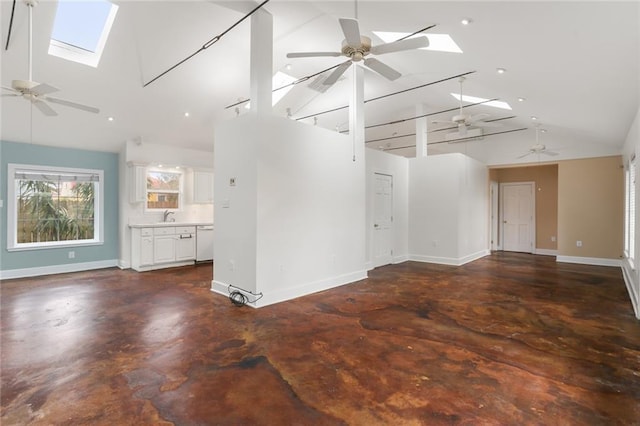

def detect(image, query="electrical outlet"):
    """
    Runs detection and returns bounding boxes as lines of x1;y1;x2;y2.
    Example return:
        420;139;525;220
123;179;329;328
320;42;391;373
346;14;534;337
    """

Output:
68;251;75;259
551;236;556;242
576;240;582;247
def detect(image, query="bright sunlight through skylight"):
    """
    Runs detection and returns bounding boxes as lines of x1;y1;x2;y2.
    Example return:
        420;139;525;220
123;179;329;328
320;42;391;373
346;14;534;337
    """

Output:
245;71;296;109
49;0;118;68
373;31;462;53
451;93;512;110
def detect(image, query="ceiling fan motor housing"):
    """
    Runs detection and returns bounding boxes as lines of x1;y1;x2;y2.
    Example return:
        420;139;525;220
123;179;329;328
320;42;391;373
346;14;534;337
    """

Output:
341;36;371;61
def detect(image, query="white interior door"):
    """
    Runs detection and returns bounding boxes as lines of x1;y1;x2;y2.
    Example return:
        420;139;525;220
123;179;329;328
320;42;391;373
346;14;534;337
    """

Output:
373;173;393;267
501;182;535;253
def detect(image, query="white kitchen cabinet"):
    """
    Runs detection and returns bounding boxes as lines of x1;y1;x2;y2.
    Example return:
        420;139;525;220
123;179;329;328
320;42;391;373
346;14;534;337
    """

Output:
128;163;147;203
154;235;176;264
130;225;197;271
193;170;214;204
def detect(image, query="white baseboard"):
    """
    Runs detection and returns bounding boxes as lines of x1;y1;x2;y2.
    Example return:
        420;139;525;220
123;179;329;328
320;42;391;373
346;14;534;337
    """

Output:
409;249;490;267
393;254;410;264
211;269;368;308
534;249;558;256
118;259;131;269
555;255;622;267
621;263;639;320
0;259;119;280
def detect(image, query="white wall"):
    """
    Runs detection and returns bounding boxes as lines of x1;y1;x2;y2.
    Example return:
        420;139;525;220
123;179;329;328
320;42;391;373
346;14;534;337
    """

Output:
118;140;214;268
408;153;489;265
365;148;409;267
622;106;640;319
212;114;367;307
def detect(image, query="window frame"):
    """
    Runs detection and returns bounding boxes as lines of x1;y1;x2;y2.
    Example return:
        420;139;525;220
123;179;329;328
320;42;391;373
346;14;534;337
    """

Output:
144;168;184;212
7;163;104;251
626;156;636;268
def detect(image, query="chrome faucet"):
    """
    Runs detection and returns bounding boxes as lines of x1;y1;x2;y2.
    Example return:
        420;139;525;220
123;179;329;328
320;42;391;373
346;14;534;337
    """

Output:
163;210;175;222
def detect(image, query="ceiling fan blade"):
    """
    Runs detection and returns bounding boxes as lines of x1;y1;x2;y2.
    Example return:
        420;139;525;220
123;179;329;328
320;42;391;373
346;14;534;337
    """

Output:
517;151;533;159
31;83;59;96
32;99;58;116
0;86;22;95
287;51;342;58
1;93;21;97
363;57;401;81
541;150;559;156
431;119;454;124
339;18;362;46
45;96;100;114
370;36;429;55
323;61;352;86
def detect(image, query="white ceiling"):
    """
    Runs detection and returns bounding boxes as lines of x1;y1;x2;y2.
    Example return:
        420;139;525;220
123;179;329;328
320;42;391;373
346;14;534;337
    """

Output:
1;1;638;166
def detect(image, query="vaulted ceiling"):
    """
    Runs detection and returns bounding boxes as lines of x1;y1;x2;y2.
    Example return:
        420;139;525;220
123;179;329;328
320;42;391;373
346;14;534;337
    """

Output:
1;1;638;166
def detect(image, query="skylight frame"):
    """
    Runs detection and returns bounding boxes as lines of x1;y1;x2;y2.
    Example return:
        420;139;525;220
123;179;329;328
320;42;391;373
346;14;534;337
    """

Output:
245;71;296;109
48;0;119;68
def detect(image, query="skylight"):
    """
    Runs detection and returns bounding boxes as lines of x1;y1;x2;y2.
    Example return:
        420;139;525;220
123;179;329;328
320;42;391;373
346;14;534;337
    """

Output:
245;71;296;109
372;31;462;54
49;0;119;68
451;93;512;110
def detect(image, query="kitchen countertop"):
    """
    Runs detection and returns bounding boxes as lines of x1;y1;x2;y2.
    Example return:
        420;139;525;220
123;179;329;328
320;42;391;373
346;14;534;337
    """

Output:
129;222;213;228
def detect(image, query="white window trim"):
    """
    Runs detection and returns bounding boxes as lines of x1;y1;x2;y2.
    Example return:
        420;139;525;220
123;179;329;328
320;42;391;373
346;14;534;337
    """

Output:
144;168;184;212
7;163;104;251
48;2;119;68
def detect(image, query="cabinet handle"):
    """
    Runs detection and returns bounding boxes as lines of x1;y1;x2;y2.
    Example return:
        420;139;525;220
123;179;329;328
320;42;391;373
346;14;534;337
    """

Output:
180;234;193;239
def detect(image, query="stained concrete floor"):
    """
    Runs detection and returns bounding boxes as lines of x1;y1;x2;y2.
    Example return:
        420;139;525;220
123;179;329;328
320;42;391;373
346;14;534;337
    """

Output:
1;252;639;425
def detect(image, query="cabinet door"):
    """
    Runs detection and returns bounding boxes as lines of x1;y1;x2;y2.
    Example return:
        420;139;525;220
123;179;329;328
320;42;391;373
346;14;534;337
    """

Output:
193;171;214;203
129;164;147;204
175;234;196;261
154;236;176;264
140;237;154;266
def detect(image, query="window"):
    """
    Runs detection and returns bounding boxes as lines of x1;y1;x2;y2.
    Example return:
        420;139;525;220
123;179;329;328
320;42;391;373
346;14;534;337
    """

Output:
146;169;182;211
626;157;636;266
7;164;104;251
48;0;119;68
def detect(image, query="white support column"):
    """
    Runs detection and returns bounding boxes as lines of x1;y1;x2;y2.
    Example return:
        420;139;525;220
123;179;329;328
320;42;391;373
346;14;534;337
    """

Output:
249;9;273;116
349;64;365;161
416;103;429;157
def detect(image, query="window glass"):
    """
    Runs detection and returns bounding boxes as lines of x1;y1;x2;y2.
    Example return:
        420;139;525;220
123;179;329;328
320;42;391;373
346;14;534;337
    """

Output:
146;170;182;210
8;164;103;250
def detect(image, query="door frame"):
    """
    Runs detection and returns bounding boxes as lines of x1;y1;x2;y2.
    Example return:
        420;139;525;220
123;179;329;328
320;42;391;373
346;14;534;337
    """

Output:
372;172;394;268
499;181;535;253
490;180;499;251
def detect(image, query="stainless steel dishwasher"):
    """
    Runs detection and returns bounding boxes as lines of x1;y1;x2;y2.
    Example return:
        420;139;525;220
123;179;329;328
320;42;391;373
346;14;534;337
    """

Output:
196;225;214;262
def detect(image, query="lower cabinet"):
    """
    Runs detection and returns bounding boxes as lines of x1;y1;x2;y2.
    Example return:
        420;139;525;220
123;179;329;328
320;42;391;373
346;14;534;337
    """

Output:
131;226;196;271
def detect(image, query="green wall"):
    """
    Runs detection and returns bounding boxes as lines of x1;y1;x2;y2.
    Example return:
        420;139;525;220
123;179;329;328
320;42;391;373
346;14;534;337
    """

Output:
0;140;119;273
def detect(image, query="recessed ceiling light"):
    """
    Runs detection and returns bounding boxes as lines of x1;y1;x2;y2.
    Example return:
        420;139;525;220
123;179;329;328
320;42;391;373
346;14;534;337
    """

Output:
461;18;472;25
531;116;538;120
517;97;526;102
496;68;506;74
540;129;547;133
285;63;292;70
107;116;114;121
184;112;190;117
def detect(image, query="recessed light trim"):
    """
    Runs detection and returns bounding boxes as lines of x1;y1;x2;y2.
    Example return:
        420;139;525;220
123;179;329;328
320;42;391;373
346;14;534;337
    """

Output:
496;67;506;74
184;112;190;117
461;18;472;25
531;116;538;120
107;116;114;121
517;97;526;102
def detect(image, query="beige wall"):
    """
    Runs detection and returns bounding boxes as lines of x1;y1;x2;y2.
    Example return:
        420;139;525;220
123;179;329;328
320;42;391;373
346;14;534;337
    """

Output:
558;156;623;259
490;165;558;250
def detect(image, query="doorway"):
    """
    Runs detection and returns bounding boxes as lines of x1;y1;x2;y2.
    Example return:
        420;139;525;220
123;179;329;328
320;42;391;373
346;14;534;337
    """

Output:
373;173;393;267
500;182;535;253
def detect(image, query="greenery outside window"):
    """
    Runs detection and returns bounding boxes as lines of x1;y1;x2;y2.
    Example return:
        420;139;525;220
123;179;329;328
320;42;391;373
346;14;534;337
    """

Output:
146;169;182;211
7;164;104;251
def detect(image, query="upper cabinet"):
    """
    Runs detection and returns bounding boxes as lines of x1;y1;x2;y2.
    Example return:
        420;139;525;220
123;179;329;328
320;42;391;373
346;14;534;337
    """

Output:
193;170;214;204
128;162;147;203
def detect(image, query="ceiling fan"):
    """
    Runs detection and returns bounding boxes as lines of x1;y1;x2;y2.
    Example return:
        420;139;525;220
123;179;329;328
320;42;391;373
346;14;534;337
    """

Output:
1;0;99;116
431;76;500;137
518;126;559;158
286;17;428;87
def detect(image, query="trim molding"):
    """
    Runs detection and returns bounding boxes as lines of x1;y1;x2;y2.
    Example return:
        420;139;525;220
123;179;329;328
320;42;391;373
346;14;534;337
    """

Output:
621;263;639;320
393;254;410;264
555;255;622;267
0;259;119;280
535;249;558;256
409;249;490;267
211;269;368;308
